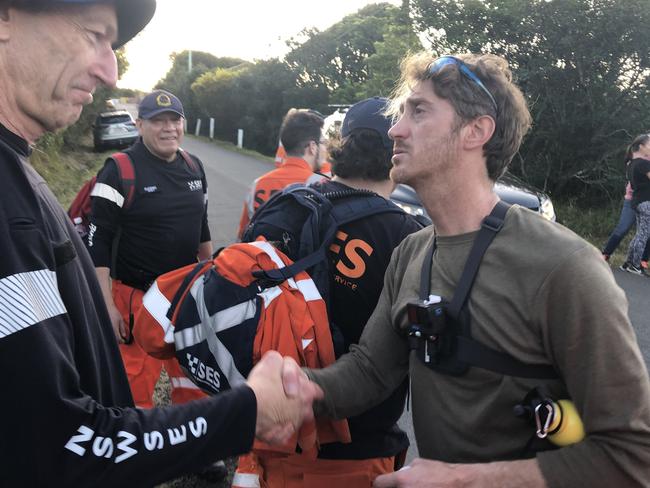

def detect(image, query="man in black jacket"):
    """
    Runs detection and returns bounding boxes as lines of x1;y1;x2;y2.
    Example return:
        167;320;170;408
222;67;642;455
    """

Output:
0;1;320;486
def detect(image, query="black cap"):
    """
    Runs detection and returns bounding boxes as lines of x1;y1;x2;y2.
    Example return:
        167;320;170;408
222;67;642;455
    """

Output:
341;97;392;149
52;0;156;48
138;90;184;120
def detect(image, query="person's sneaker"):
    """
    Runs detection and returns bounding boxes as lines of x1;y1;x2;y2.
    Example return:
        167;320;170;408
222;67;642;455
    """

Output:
620;262;630;271
602;253;610;261
621;262;647;276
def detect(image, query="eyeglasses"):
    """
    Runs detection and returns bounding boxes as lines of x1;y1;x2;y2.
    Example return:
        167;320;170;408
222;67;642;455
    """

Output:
428;56;498;113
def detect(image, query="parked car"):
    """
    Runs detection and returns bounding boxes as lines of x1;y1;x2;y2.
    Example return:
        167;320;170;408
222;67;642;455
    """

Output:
93;110;138;151
390;173;556;225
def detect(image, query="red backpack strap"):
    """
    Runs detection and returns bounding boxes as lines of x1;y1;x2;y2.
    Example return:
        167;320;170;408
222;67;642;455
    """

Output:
179;149;200;174
111;152;136;209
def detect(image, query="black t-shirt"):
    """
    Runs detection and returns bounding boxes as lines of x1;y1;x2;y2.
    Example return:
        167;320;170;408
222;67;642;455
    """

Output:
316;180;423;460
89;139;211;288
0;125;255;486
629;158;650;207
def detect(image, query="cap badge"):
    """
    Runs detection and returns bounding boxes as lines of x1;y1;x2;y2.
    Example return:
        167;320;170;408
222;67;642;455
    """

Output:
156;94;172;107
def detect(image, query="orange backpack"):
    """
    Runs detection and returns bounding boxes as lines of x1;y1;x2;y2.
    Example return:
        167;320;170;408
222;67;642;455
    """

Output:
135;240;350;454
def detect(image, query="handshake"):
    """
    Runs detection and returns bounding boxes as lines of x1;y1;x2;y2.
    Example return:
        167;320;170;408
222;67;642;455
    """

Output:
246;351;322;444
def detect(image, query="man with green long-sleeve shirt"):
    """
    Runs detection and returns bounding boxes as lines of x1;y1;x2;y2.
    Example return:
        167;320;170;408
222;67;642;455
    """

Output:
305;51;650;487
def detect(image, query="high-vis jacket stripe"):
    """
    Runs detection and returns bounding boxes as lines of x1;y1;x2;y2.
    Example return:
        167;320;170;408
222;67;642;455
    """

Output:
170;376;202;390
142;281;175;344
90;182;125;208
0;269;66;339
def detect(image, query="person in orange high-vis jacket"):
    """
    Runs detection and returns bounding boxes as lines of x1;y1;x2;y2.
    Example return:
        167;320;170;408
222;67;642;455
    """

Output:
237;109;328;239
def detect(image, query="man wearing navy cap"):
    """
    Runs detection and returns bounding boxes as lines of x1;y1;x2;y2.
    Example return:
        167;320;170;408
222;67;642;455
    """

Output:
89;89;214;408
0;2;321;486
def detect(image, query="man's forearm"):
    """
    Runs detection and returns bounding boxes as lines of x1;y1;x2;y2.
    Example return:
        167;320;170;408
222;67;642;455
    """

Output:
471;458;547;488
373;457;547;488
95;266;113;307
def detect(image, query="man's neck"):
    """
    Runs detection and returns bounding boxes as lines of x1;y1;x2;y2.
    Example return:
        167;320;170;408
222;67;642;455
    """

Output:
331;176;394;199
416;163;498;236
0;82;43;144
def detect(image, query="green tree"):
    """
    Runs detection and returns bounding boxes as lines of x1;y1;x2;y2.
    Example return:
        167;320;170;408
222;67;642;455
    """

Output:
359;5;422;98
285;3;402;101
409;0;650;200
190;59;329;153
191;66;248;141
155;51;247;127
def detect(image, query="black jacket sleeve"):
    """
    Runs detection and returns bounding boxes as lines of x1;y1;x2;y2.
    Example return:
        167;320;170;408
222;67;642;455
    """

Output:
88;158;122;268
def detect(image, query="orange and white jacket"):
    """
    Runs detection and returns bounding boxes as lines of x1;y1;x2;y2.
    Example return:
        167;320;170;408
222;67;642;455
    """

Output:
134;240;350;460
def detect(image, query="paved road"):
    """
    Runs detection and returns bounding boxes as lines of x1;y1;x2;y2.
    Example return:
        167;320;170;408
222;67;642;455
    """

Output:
182;135;650;463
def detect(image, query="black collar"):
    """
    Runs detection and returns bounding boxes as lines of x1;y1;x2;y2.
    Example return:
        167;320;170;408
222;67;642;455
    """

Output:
0;123;30;157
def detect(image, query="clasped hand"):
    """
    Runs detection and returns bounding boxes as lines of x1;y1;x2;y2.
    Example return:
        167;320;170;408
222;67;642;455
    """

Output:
246;351;322;445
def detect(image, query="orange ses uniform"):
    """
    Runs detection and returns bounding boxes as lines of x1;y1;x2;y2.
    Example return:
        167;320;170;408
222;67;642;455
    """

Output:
237;157;325;239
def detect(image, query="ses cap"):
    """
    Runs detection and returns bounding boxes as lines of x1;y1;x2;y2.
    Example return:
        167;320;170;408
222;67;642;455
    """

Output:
341;97;392;149
47;0;156;48
138;90;185;120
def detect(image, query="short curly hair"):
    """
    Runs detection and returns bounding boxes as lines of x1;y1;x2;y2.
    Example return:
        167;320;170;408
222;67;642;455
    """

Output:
329;128;392;181
388;51;532;181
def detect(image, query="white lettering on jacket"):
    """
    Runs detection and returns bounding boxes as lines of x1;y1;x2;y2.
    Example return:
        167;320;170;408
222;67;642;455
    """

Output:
187;180;202;192
167;425;187;446
144;431;164;451
64;416;208;462
186;352;221;391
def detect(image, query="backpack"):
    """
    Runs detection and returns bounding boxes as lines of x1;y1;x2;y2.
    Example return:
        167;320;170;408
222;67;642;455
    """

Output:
135;240;351;454
240;183;407;308
67;150;199;240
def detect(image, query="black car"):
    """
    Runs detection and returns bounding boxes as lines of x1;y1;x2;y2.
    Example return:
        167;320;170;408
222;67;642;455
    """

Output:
93;110;139;151
390;174;556;225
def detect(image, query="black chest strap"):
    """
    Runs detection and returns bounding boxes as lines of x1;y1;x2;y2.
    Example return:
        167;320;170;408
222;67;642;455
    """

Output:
420;201;558;379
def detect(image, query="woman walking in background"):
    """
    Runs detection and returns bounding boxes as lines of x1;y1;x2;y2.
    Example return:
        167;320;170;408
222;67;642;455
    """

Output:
621;134;650;276
602;149;650;266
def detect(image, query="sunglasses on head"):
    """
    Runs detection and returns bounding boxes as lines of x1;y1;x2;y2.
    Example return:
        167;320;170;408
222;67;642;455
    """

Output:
428;56;498;113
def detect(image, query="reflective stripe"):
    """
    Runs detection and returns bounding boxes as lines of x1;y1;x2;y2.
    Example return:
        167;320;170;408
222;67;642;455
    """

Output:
90;182;125;208
232;472;261;488
0;269;66;340
295;278;321;302
190;279;247;387
245;180;257;218
302;338;313;350
170;376;201;390
250;240;285;268
142;282;175;344
258;285;282;308
174;323;205;350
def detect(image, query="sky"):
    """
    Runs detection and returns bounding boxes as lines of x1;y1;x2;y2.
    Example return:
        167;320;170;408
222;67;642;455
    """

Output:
119;0;400;91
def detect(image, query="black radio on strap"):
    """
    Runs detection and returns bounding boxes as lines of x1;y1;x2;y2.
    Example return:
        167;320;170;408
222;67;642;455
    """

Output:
417;201;558;379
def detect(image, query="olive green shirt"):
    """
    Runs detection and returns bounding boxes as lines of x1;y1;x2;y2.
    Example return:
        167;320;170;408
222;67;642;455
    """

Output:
309;205;650;487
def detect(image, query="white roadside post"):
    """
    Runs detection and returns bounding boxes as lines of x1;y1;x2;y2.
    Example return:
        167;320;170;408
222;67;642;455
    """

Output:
237;129;244;148
209;118;215;140
195;119;202;137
